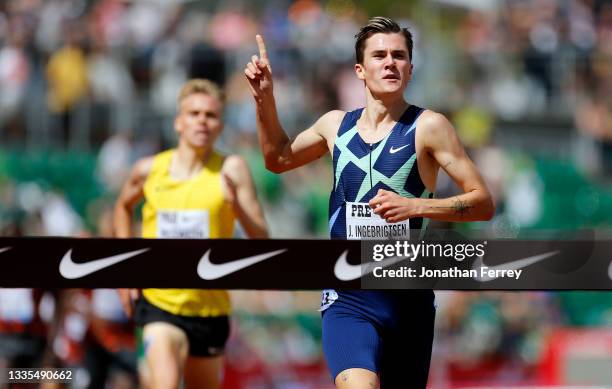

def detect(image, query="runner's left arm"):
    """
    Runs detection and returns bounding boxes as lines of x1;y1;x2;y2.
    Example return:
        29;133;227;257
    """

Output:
113;157;152;317
222;155;269;238
370;111;495;223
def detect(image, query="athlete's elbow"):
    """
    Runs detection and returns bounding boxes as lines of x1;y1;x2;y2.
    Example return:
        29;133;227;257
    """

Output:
263;138;292;173
264;160;281;173
480;197;495;221
470;187;495;221
264;158;287;174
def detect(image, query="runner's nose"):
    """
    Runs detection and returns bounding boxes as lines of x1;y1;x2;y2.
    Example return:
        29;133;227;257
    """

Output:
383;52;396;68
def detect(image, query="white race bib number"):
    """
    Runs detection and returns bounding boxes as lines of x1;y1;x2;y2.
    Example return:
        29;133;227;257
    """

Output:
157;210;210;238
345;202;409;240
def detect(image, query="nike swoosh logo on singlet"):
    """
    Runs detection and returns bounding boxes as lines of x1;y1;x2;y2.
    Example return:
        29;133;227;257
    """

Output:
197;249;287;280
59;248;150;279
389;144;410;154
471;251;559;282
0;247;11;254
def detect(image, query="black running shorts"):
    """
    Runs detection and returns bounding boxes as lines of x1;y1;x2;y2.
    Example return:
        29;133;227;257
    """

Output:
135;297;230;357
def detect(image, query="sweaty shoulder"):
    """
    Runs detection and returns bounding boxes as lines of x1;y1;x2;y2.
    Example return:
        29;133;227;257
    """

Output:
221;154;247;172
416;109;455;148
132;156;155;181
314;110;346;141
418;109;451;135
221;154;249;180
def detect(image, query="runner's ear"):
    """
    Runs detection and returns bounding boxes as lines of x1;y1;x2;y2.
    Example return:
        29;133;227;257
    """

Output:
355;63;365;80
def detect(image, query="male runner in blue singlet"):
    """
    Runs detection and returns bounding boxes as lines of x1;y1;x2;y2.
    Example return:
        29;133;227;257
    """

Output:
245;17;495;388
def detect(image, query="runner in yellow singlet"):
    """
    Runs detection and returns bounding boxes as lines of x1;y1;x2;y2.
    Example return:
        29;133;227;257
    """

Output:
113;79;268;389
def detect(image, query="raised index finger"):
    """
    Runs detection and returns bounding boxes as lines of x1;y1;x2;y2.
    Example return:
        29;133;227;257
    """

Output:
256;34;268;61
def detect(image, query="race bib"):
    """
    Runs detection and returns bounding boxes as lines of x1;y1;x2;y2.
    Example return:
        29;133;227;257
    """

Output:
345;202;409;240
157;210;210;238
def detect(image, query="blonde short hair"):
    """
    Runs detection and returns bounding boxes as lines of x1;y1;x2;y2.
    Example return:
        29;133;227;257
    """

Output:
177;79;224;108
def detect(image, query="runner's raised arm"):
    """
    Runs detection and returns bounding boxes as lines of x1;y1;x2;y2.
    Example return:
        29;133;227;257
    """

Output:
245;35;342;173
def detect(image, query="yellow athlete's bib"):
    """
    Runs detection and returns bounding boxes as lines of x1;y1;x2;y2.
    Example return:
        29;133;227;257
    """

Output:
141;149;234;317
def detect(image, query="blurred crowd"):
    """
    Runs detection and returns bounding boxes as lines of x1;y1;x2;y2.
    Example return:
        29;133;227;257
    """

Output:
1;0;612;235
1;0;612;387
1;0;611;152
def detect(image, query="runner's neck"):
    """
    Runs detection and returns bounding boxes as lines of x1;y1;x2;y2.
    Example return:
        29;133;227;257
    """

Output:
171;144;213;180
360;91;409;132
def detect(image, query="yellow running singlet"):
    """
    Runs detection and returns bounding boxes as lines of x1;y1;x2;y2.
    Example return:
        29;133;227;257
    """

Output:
141;149;234;317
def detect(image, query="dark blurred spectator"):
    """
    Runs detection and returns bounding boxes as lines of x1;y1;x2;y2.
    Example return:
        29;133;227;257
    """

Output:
575;93;612;175
96;130;133;194
45;19;89;146
83;288;138;389
0;289;50;370
87;28;135;145
0;18;30;144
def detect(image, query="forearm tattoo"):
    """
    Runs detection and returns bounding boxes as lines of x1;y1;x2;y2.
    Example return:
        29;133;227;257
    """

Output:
431;198;473;218
452;198;473;217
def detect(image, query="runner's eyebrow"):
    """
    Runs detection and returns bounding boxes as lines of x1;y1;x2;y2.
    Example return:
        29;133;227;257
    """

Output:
370;49;407;56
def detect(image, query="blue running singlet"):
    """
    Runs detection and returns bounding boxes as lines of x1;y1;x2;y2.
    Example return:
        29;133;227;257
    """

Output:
328;105;433;240
321;105;435;388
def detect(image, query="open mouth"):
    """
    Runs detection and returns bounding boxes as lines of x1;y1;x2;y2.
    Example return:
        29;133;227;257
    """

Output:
382;74;400;80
